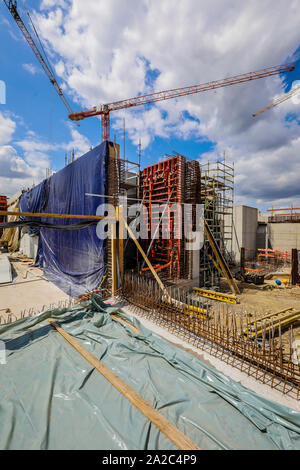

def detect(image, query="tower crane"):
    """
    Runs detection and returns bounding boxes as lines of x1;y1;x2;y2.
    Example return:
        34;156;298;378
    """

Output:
253;84;300;117
69;63;295;141
3;0;73;114
3;1;295;138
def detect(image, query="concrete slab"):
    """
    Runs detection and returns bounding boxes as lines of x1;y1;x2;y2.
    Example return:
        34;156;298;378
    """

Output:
0;258;70;322
0;255;12;284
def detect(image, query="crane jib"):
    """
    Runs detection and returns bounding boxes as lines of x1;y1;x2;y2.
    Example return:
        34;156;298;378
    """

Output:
68;62;295;124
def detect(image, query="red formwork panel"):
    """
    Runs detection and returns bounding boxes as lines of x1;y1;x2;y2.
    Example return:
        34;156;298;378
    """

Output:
141;156;185;278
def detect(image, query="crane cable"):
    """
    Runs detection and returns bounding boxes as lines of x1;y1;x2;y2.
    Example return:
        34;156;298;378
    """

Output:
4;0;75;116
26;10;57;80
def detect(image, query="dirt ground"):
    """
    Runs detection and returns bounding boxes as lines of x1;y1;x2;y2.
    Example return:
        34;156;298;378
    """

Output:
0;254;70;324
223;278;300;348
236;280;300;313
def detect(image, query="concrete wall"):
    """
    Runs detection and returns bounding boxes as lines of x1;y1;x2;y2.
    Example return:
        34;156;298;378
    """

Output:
232;205;258;262
19;231;39;259
268;223;300;250
231;205;300;260
257;223;269;250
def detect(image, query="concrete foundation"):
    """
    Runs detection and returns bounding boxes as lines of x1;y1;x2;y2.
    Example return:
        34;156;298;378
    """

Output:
268;223;300;250
19;232;39;259
232;205;258;262
0;255;12;284
232;204;300;258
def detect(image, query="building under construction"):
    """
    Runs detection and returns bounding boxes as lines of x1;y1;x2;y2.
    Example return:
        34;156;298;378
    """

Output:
0;141;300;452
104;149;235;292
1;0;300;451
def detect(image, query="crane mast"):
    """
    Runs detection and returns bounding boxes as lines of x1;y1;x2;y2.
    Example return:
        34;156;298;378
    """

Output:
3;0;73;114
69;63;295;141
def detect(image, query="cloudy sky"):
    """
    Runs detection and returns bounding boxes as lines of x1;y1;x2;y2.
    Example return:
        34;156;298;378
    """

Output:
0;0;300;210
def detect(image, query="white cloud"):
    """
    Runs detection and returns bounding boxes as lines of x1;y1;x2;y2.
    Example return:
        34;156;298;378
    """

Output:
63;125;91;157
22;63;41;75
41;0;69;8
0;113;50;195
0;113;91;196
30;0;300;207
0;146;32;179
0;113;16;146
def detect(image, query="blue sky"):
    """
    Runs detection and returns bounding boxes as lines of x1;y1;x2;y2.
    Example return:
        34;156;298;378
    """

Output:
0;0;300;211
0;1;217;168
0;0;91;167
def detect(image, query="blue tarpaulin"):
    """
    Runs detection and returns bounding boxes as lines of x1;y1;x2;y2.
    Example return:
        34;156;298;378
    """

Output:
1;298;300;450
19;142;109;297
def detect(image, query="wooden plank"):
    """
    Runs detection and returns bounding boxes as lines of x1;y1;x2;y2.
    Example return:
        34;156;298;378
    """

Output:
123;217;171;301
291;248;299;285
240;247;245;278
193;287;237;304
111;221;117;296
117;206;124;286
110;313;140;334
48;319;200;450
207;253;223;276
204;221;240;295
0;210;113;221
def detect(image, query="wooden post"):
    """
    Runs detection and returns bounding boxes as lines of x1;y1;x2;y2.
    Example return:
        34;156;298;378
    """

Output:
111;216;117;297
204;222;240;295
117;206;124;288
291;248;299;285
123;216;171;301
240;247;245;278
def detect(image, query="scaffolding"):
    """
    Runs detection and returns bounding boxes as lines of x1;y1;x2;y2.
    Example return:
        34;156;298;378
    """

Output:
200;159;234;288
119;158;141;198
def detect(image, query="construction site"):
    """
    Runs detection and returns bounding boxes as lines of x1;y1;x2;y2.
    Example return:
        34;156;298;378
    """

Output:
0;0;300;453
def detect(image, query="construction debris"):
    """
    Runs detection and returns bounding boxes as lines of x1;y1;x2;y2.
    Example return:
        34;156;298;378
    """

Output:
122;272;300;398
193;287;238;304
0;255;12;284
243;308;300;340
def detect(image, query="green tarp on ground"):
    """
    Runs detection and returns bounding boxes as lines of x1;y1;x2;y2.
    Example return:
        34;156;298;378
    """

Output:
0;297;300;450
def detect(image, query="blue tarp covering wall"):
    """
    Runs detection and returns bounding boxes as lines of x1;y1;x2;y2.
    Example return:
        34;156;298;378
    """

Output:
19;142;109;297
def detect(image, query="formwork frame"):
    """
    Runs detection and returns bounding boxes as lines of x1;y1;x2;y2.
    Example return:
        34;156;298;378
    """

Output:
140;155;186;279
200;159;234;287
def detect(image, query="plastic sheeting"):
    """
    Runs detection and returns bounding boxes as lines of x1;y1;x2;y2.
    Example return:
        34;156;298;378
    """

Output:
0;298;300;450
19;143;109;297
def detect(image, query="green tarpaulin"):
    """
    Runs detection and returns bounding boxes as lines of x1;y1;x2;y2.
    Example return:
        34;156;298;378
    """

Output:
0;297;299;450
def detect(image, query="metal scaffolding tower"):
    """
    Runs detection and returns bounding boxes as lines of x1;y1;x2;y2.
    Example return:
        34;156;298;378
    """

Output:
200;158;234;287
